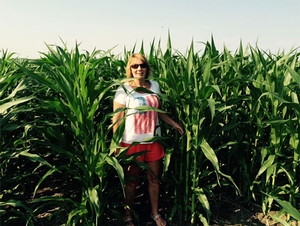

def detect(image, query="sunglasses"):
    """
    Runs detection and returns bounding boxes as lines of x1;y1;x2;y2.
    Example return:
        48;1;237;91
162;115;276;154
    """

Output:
130;63;147;69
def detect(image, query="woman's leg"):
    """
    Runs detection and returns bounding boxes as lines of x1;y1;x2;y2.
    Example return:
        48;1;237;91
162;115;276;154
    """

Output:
146;160;161;215
124;163;141;217
147;159;166;225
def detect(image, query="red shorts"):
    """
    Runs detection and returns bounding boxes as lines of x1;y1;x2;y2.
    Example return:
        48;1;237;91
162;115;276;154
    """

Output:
120;141;165;162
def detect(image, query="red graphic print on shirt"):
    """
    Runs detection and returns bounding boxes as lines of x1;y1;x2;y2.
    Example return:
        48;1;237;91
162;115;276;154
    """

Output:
134;95;159;134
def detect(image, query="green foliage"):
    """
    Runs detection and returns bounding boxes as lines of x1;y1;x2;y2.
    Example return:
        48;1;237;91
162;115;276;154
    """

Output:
1;39;299;225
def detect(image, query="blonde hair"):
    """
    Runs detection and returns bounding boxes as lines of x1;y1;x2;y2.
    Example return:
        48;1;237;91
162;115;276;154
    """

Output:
125;53;151;79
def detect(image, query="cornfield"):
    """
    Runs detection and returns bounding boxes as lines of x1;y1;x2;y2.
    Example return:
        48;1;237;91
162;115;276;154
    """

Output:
1;37;300;225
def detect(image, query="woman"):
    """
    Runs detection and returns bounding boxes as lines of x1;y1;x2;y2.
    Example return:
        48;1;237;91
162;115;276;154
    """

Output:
113;53;184;226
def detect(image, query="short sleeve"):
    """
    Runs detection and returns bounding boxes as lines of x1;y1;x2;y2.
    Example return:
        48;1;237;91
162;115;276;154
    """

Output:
150;80;161;94
114;86;127;105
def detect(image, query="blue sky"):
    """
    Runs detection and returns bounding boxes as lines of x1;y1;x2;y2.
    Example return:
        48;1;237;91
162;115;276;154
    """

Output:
1;0;299;58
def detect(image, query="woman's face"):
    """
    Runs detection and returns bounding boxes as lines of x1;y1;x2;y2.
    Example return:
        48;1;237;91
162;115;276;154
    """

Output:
130;58;147;79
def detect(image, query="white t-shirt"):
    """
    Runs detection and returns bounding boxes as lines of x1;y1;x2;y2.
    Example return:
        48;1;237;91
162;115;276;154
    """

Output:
114;80;161;144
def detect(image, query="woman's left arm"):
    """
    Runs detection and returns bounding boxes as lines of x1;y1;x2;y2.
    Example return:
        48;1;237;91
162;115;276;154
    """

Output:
158;112;184;134
155;81;184;134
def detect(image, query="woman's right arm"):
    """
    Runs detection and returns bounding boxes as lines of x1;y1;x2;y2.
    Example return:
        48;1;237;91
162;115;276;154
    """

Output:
112;101;125;155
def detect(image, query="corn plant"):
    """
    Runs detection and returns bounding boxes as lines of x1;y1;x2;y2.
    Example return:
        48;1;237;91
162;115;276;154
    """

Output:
0;51;39;225
146;37;242;225
15;44;126;225
1;38;299;225
148;37;299;225
248;49;300;219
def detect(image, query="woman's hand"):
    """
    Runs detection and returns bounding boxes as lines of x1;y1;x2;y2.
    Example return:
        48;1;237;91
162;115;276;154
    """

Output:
158;112;185;135
173;121;185;135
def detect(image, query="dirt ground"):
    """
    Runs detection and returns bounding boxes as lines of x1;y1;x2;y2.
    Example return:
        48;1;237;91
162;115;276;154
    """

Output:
30;171;299;226
33;180;299;226
35;199;299;226
209;208;300;226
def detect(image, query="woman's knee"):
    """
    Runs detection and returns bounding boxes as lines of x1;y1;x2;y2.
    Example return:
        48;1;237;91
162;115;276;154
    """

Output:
147;172;160;184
